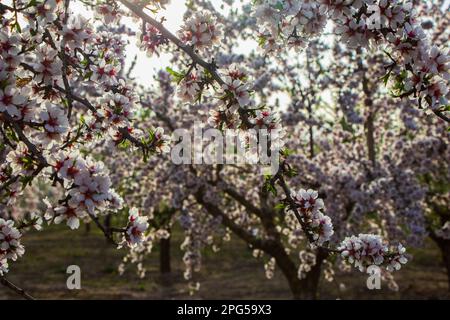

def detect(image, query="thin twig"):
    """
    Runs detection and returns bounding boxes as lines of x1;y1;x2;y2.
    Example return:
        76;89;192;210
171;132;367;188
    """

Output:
0;277;35;300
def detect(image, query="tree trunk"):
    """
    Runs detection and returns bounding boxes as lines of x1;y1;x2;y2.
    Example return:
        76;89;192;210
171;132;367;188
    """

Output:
365;111;376;166
84;222;90;234
196;187;326;298
357;50;376;167
270;242;326;299
301;248;327;298
443;241;450;292
432;237;450;291
159;235;171;274
104;215;112;230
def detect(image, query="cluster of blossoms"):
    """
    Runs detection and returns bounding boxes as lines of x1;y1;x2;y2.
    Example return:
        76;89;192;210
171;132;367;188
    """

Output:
219;65;282;131
138;24;169;56
0;258;8;276
37;103;69;146
290;189;334;246
62;14;92;49
221;64;252;110
90;61;122;87
6;143;36;178
253;0;450;112
25;0;64;24
122;208;150;247
117;208;171;279
200;63;258;129
178;12;222;51
152;127;171;153
0;219;24;276
43;152;124;230
177;71;202;102
130;4;281;133
0;86;29;119
100;92;134;128
33;46;63;84
0;0;171;224
0;30;30;120
251;110;280;130
96;3;121;24
338;234;408;272
1;5;136;161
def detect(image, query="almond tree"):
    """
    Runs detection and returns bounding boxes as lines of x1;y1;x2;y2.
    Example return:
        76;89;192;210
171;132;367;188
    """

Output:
109;0;443;299
0;0;170;298
0;0;448;299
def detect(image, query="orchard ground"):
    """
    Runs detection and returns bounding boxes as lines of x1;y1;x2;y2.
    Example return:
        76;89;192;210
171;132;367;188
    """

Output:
0;225;449;300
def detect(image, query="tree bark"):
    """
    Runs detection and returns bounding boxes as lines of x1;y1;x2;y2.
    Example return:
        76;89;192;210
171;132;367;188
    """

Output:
365;111;376;166
431;236;450;291
104;215;111;229
357;52;376;167
306;50;315;160
427;202;450;291
443;240;450;292
159;233;171;274
269;242;327;299
301;248;327;298
103;215;112;243
84;222;90;234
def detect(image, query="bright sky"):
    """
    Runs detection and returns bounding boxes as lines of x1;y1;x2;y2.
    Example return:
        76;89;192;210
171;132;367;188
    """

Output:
121;1;189;85
71;1;184;85
112;0;450;87
12;0;450;109
73;0;249;86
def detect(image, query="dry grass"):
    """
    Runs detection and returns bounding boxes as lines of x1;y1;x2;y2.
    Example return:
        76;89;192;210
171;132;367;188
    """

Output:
1;225;449;300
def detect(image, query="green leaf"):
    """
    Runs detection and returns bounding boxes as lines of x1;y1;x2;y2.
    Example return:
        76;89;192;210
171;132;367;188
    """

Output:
274;203;286;211
165;67;185;84
257;35;266;47
263;176;277;196
340;116;354;133
14;22;22;33
380;72;391;86
274;1;284;10
285;168;297;178
280;148;295;157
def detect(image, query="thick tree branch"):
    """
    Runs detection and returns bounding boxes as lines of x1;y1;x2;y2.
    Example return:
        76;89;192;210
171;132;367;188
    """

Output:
3;113;48;166
223;187;263;217
194;188;269;251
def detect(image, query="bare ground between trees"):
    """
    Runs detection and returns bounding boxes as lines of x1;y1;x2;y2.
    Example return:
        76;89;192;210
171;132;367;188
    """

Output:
0;226;449;300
